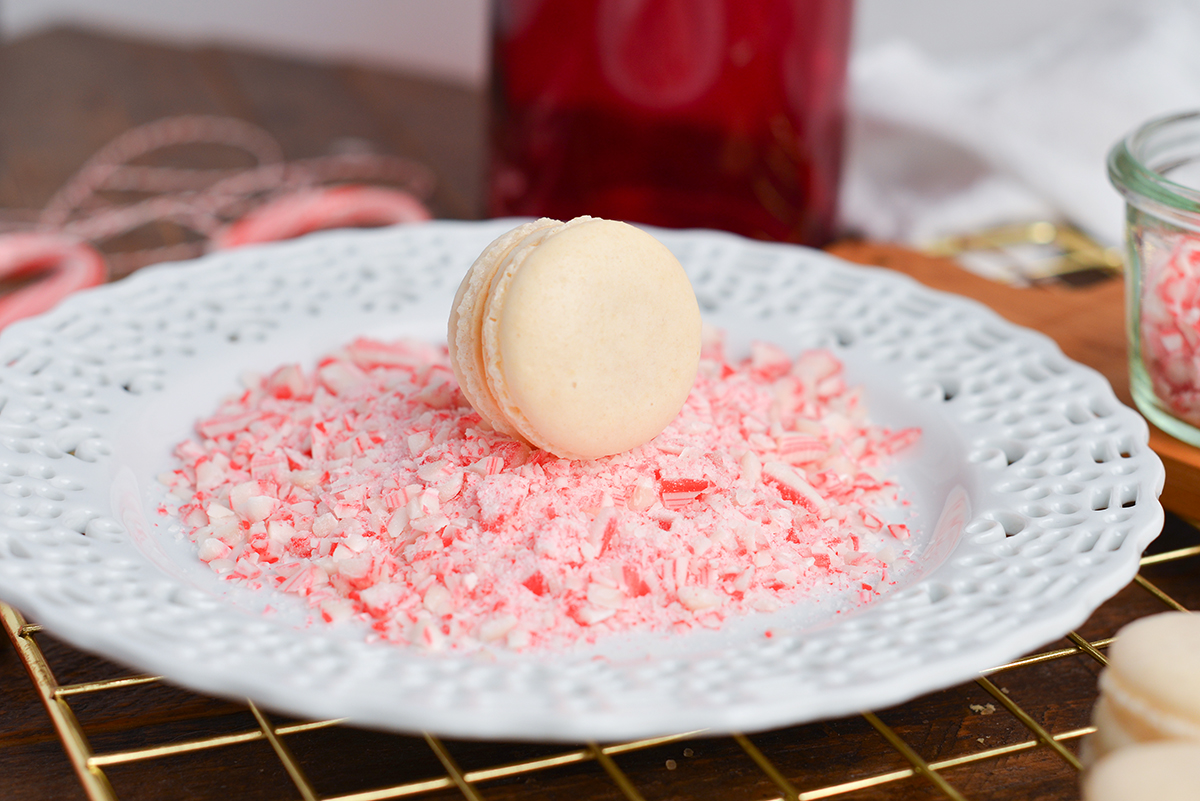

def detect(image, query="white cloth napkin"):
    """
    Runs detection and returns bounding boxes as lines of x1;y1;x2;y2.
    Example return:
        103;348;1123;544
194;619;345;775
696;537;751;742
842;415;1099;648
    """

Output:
840;0;1200;249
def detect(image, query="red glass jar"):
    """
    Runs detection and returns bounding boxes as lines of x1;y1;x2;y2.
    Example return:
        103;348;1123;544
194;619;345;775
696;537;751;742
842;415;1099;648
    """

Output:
489;0;853;245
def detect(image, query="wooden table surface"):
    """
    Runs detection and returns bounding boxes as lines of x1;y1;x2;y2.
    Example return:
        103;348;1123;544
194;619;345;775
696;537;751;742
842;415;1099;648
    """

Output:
1;26;1197;801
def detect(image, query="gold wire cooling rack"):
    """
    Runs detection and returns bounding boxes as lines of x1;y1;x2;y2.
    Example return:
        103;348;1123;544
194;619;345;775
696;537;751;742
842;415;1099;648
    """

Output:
0;221;1184;800
3;523;1199;801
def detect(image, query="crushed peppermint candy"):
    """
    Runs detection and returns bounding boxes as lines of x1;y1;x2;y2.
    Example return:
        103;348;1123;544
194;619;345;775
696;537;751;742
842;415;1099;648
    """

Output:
160;331;919;651
1141;237;1200;424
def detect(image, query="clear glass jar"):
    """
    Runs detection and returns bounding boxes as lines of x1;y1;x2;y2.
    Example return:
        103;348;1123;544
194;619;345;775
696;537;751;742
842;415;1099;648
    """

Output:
1109;110;1200;445
489;0;853;246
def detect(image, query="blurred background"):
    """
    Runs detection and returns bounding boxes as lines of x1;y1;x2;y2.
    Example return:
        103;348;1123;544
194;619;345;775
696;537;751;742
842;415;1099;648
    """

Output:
4;0;1192;271
0;0;1143;97
0;0;1196;314
1;0;492;86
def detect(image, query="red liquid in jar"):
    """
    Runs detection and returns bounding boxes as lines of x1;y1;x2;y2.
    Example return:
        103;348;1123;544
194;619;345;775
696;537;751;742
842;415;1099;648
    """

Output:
490;0;853;245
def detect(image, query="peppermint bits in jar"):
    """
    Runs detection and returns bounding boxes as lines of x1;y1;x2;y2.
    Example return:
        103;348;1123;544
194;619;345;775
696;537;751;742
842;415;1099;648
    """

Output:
1110;111;1200;444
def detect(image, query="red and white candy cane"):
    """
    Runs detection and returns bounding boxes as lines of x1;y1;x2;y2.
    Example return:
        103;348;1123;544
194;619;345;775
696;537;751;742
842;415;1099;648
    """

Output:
0;115;437;328
0;234;106;329
212;184;431;249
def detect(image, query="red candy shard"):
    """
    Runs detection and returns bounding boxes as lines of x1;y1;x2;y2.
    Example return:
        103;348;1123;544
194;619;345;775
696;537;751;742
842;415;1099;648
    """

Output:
523;571;549;596
660;478;710;510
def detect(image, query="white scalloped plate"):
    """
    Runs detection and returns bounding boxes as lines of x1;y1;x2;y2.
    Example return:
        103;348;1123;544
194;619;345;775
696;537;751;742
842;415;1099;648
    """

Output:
0;221;1164;741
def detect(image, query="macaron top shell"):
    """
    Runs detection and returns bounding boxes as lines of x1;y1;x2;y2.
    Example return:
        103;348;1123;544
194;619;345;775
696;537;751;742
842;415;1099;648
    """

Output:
480;218;700;460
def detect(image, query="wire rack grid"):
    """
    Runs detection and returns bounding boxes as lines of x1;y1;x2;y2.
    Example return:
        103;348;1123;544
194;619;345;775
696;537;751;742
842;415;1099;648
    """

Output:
3;532;1198;801
0;220;1185;799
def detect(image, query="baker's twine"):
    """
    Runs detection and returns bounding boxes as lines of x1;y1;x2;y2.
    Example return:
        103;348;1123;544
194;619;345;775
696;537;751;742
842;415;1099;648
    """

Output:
0;115;435;328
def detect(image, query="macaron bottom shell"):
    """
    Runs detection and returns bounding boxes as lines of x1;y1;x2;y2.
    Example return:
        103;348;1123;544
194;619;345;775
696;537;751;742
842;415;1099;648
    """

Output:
1083;741;1200;801
484;218;701;460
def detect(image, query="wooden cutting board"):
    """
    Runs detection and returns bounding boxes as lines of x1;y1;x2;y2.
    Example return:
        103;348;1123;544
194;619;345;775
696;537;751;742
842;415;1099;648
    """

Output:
827;241;1200;519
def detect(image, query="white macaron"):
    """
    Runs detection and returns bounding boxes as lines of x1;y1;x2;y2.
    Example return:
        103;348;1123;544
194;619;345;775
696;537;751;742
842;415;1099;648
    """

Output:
448;217;701;460
1086;612;1200;763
